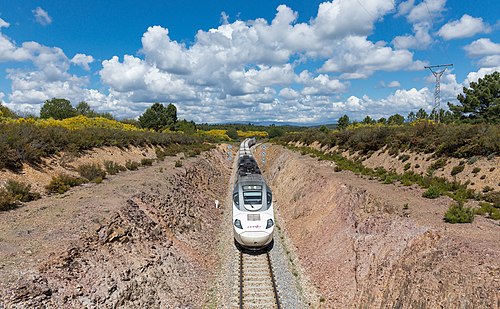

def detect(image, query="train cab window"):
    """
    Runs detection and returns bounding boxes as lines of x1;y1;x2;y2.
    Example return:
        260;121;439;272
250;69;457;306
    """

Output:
267;192;272;207
233;193;239;205
243;191;262;205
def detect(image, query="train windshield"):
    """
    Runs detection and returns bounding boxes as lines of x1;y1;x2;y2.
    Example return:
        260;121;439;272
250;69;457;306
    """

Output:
243;191;262;205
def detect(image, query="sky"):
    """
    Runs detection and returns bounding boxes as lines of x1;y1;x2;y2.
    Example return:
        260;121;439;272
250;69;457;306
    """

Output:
0;0;499;124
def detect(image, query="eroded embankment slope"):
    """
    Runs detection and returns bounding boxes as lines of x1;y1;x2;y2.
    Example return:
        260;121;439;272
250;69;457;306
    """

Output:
0;148;231;308
257;144;500;308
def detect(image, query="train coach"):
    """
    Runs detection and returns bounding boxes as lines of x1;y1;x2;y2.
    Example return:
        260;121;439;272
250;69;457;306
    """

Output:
232;138;274;250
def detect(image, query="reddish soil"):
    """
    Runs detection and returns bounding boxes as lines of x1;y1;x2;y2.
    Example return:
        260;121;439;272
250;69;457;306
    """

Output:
0;147;231;308
258;144;500;308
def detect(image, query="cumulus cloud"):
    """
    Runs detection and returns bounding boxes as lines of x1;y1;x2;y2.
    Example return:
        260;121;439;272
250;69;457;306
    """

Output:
437;15;490;40
405;0;446;24
33;7;52;26
392;23;432;50
388;80;401;87
71;53;94;70
320;36;421;78
464;38;500;57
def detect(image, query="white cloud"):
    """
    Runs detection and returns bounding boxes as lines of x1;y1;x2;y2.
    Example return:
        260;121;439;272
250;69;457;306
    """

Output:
464;38;500;57
437;15;490;40
33;7;52;26
406;0;446;24
313;0;394;39
0;18;10;29
478;55;500;67
388;80;401;87
71;53;94;70
320;36;421;78
392;23;432;50
464;66;500;86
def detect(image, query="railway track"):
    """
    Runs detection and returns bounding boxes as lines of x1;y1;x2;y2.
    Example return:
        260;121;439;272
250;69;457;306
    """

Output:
237;251;281;308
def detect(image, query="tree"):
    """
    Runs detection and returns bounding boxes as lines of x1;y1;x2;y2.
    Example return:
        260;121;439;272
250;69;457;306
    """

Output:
362;115;375;125
416;108;428;120
387;113;404;125
268;126;284;138
138;103;177;131
0;104;18;118
319;125;329;133
337;114;350;130
377;117;387;124
448;71;500;123
40;98;77;120
76;101;92;116
226;128;239;140
406;111;416;122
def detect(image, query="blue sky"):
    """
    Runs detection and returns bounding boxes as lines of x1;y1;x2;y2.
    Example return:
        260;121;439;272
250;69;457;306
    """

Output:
0;0;499;124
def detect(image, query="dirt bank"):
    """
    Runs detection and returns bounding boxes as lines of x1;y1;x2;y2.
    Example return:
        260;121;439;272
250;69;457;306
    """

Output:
0;147;231;308
258;144;500;308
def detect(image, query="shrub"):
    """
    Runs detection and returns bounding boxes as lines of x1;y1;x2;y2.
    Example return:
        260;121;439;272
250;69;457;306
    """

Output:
403;162;411;171
482;186;494;193
77;163;106;182
46;174;87;194
175;160;183;167
398;154;411;162
104;160;125;175
429;158;447;171
444;202;474;223
450;164;465;176
155;148;166;161
490;167;496;172
5;180;40;202
422;186;442;199
480;175;486;180
334;165;342;172
475;202;500;220
414;164;420;168
125;160;140;170
472;167;481;174
141;158;154;166
0;189;18;211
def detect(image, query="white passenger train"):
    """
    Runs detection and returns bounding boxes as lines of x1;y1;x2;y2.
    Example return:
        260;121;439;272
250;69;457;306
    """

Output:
232;138;274;250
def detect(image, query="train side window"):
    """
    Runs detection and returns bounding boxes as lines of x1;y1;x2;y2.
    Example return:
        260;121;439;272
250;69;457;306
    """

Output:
267;192;272;207
233;193;239;205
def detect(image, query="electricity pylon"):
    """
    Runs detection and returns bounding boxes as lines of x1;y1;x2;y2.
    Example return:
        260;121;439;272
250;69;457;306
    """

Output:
425;64;453;111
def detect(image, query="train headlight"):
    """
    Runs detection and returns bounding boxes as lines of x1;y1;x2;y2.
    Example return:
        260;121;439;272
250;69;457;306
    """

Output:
266;219;274;229
234;219;243;229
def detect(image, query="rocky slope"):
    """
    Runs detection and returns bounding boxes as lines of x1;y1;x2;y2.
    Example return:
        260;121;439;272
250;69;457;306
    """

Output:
257;144;500;308
0;147;231;308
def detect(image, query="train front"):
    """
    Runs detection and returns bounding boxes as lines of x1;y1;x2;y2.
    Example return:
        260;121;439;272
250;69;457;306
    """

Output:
232;176;274;249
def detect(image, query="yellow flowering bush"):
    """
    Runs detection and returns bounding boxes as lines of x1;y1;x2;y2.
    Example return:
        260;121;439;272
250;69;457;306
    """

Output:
237;130;268;138
198;129;230;141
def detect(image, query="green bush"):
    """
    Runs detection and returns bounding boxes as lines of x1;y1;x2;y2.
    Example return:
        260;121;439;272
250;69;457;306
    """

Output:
398;154;411;162
125;160;140;170
0;189;18;211
5;180;40;202
141;158;154;166
175;160;183;167
104;160;125;175
475;202;500;220
472;167;481;173
155;148;166;161
403;162;411;171
422;186;442;199
46;174;87;194
451;164;465;176
444;203;474;223
77;163;106;182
